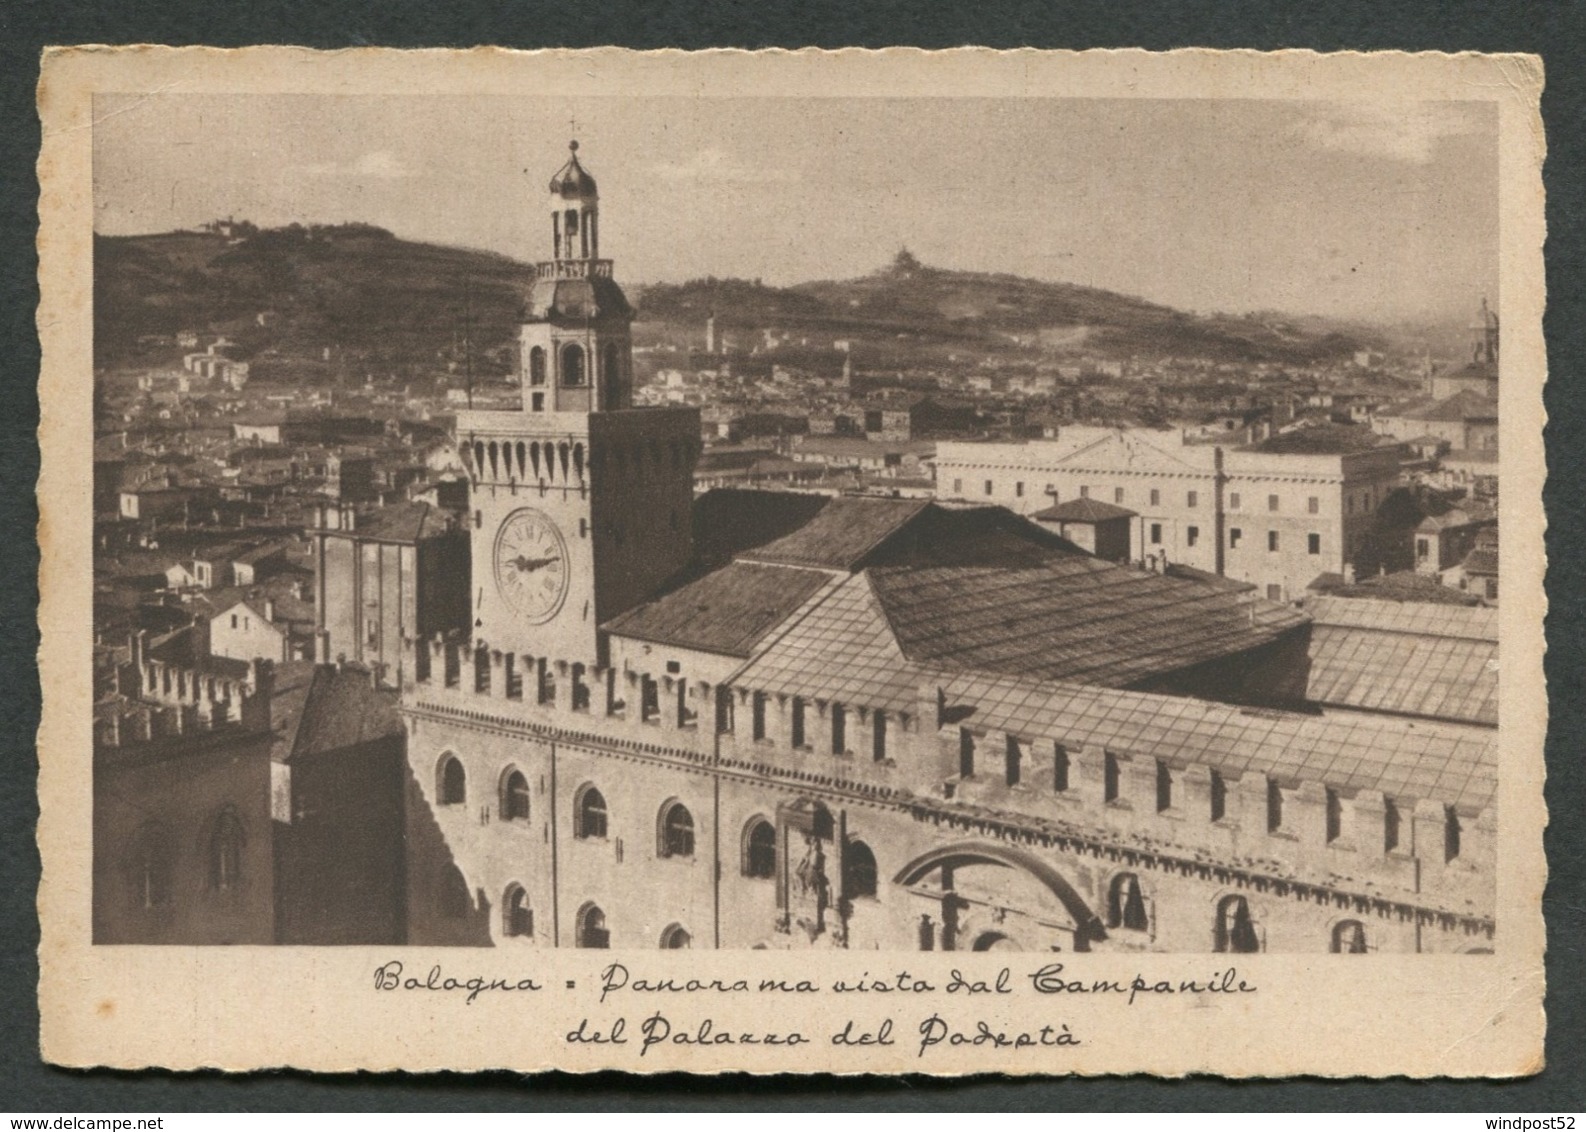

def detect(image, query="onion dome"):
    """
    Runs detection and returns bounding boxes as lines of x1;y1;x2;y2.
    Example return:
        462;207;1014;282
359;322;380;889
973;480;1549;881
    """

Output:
549;140;598;198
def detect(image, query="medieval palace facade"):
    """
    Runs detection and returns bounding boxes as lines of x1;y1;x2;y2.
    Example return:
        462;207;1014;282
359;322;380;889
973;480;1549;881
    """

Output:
397;144;1496;955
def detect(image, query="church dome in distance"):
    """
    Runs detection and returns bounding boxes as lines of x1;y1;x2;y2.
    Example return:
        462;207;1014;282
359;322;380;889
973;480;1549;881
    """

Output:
549;140;598;198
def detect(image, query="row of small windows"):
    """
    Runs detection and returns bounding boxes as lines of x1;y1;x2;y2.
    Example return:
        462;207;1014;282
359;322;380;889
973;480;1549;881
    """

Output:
956;479;1347;518
1107;874;1373;953
957;735;1466;861
1226;528;1324;555
436;758;886;881
747;693;890;762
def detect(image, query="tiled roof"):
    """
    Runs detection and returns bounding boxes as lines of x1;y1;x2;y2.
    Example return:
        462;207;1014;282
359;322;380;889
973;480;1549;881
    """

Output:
604;562;833;657
739;497;930;571
690;489;832;572
1242;597;1499;726
868;552;1307;689
1031;497;1135;522
1461;547;1500;576
1330;571;1483;606
937;670;1496;812
732;571;925;714
1405;389;1498;422
286;663;403;761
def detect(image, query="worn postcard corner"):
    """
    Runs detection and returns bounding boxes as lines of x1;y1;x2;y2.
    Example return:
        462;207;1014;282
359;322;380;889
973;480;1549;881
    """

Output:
35;45;1545;1078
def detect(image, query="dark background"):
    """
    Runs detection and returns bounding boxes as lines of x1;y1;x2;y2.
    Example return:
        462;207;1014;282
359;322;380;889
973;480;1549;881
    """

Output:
2;0;1581;1111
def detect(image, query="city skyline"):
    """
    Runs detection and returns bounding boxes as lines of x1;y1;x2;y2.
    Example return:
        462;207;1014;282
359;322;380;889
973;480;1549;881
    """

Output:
92;94;1498;325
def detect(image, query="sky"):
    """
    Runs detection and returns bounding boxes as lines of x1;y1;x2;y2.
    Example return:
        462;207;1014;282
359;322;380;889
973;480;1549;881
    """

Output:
92;94;1498;324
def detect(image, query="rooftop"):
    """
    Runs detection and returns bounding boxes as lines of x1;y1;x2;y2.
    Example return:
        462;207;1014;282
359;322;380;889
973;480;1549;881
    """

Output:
604;562;833;658
738;497;929;571
1031;497;1136;522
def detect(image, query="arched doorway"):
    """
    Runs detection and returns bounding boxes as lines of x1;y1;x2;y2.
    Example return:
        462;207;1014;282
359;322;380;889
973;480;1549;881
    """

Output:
893;841;1105;952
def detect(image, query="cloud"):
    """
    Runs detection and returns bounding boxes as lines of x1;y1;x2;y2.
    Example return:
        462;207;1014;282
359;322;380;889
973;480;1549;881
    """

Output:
298;150;414;179
648;147;798;185
1291;102;1490;164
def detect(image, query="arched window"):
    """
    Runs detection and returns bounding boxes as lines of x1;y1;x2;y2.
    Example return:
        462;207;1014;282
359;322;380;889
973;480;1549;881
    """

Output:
1214;894;1261;953
660;923;692;949
208;807;245;893
1331;919;1368;954
574;785;607;840
503;884;533;938
1107;872;1149;931
134;824;172;911
500;769;531;822
660;801;695;859
576;903;609;949
528;346;546;385
437;754;466;806
561;343;586;387
743;817;776;878
972;932;1017;952
844;839;878;899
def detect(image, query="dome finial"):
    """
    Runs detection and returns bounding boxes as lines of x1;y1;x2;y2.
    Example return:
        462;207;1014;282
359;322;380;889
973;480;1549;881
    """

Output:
569;139;579;153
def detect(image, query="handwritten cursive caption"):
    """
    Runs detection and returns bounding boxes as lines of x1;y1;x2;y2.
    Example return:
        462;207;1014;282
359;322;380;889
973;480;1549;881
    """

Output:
371;959;1255;1058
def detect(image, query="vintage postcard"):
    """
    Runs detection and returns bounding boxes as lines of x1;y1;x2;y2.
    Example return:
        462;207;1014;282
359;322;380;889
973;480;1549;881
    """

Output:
36;47;1546;1076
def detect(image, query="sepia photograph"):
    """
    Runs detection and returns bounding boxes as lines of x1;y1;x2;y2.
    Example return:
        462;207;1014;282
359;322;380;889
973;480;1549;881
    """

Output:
37;47;1547;1076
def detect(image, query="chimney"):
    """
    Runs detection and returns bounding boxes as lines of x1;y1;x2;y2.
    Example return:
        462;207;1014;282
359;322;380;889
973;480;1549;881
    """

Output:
241;658;275;733
263;598;275;623
316;629;332;664
1343;563;1357;586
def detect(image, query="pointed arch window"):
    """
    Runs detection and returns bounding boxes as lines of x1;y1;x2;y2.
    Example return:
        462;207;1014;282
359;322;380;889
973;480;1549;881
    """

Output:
208;807;245;893
437;754;466;807
844;839;878;900
1331;919;1368;954
501;769;531;823
1214;894;1261;953
660;923;692;949
503;884;534;938
576;903;609;949
574;785;608;840
743;818;776;878
660;801;695;859
1107;872;1149;931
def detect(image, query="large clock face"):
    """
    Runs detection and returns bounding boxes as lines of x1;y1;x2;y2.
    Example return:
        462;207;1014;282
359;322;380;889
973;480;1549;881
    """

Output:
493;508;571;624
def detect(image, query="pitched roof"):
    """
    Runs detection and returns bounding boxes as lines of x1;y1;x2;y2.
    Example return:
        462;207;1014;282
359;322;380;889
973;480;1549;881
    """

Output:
603;562;833;657
732;571;925;714
1460;547;1500;576
738;497;930;571
1031;497;1135;522
868;550;1305;688
690;489;832;572
1330;571;1483;606
1247;596;1499;726
285;663;403;762
1404;389;1498;422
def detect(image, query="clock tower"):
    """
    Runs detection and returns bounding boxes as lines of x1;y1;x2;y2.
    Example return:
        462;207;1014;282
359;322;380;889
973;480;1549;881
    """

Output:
458;141;700;666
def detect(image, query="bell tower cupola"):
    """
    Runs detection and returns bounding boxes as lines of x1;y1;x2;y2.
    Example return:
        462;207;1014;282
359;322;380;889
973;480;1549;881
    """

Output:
454;138;700;666
516;140;634;414
550;140;600;261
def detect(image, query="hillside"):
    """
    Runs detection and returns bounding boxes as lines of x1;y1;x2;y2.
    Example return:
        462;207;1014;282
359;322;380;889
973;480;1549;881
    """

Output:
95;225;536;373
638;252;1375;365
96;229;1371;375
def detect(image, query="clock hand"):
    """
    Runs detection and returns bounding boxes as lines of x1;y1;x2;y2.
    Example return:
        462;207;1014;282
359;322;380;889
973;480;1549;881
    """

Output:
512;554;558;572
